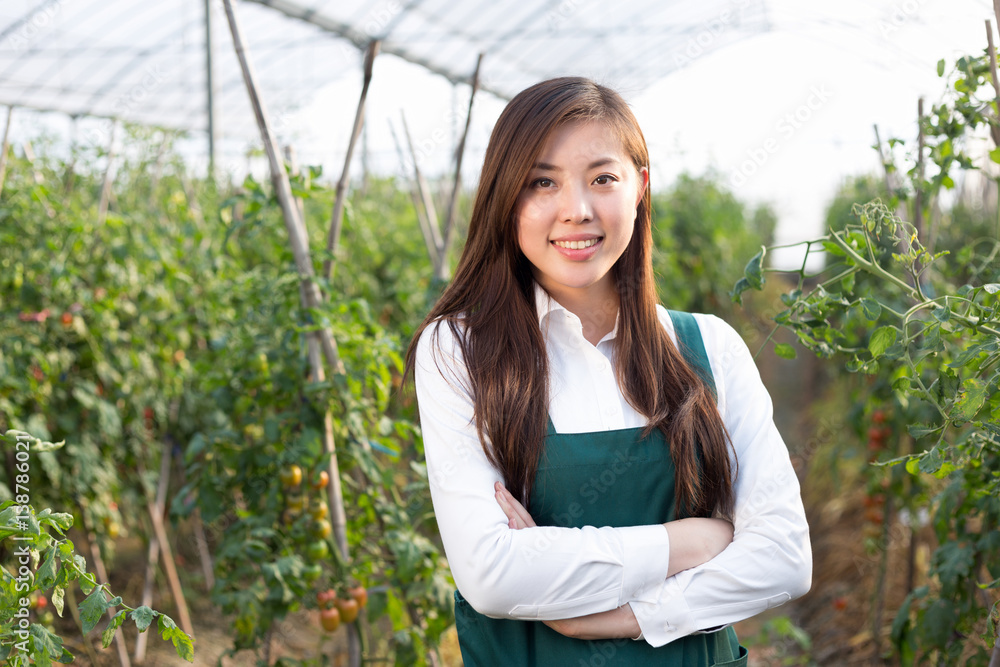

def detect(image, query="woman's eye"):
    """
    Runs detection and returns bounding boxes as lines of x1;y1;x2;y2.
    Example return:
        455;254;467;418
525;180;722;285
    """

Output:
531;178;554;188
593;175;617;185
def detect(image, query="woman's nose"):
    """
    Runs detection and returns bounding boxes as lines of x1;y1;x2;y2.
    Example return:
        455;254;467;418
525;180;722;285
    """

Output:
558;183;592;223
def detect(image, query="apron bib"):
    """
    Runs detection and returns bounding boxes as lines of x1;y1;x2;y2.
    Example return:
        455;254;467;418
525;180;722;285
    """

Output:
453;311;748;666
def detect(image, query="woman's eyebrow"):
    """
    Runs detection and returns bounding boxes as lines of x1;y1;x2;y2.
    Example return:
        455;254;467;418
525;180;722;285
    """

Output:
531;157;622;171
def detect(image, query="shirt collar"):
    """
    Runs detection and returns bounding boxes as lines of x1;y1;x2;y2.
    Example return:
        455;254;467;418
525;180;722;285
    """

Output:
532;282;620;343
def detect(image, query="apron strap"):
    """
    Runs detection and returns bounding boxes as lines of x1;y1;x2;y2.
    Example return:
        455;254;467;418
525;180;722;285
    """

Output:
666;310;717;400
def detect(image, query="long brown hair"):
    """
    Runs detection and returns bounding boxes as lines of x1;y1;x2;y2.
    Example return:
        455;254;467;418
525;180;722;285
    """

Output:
406;77;735;518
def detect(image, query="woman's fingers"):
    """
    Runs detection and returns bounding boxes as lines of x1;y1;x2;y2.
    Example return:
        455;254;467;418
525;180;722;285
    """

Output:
494;481;538;529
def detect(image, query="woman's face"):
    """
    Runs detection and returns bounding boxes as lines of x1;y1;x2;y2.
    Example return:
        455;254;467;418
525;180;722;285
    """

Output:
515;119;648;308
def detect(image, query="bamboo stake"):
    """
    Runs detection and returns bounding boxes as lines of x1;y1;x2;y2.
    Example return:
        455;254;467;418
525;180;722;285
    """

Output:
144;473;195;638
915;98;925;241
64;115;79;194
323;39;380;281
435;53;484;281
986;21;1000;146
994;0;1000;47
222;0;343;375
98;122;119;224
390;121;439;266
221;4;356;664
65;584;101;666
133;441;174;663
401;111;442;250
873;124;893;197
79;514;132;667
986;20;1000;240
0;106;13;199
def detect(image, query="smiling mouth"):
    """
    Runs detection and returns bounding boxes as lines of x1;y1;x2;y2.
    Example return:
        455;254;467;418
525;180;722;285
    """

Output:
552;238;601;250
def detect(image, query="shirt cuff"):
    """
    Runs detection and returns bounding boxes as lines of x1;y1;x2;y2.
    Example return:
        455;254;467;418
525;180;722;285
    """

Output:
630;575;691;647
616;524;671;602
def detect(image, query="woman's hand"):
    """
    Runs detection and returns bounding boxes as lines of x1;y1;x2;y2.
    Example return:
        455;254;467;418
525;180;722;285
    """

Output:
494;482;643;640
542;604;642;640
662;517;734;577
494;481;537;529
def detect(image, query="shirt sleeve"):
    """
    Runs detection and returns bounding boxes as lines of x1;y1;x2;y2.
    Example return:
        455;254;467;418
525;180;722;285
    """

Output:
415;319;672;620
629;314;812;647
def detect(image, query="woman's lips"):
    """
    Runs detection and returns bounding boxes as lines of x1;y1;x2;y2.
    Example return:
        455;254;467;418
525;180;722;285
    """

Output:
550;236;603;259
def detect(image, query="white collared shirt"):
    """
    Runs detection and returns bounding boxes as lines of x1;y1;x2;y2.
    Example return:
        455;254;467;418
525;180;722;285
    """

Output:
413;284;812;647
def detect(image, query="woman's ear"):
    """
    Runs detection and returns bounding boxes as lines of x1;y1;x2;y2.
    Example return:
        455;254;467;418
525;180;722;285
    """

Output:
636;166;650;207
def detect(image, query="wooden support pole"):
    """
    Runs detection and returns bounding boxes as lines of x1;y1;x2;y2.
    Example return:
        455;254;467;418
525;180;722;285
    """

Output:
390;121;439;267
134;441;175;663
221;4;356;664
401;111;442;250
142;449;195;639
435;53;484;281
986;20;1000;240
986;20;1000;147
80;514;132;667
98;121;119;224
65;585;101;666
221;0;344;376
323;39;380;281
873;124;893;197
64;115;79;194
915;98;925;241
0;106;13;199
205;0;218;175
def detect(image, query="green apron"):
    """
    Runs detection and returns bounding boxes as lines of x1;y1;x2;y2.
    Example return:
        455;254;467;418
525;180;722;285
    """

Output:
453;311;748;666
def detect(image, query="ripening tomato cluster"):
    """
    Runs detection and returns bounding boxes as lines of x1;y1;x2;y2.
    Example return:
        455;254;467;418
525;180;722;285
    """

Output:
280;464;333;557
316;586;368;632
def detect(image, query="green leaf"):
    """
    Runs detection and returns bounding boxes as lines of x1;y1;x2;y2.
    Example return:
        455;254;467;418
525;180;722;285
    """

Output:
131;605;157;632
51;585;65;617
907;423;942;439
869;326;897;359
952;377;988;421
29;623;74;663
983;283;1000;294
990;147;1000;165
861;297;882;322
36;547;58;588
102;610;127;648
933;304;951;323
158;614;195;662
744;246;767;290
936;58;945;76
79;586;110;635
918;448;943;474
729;277;751;304
773;343;797;359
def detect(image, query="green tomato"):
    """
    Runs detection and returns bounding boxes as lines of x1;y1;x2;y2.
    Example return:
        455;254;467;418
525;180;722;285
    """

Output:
307;540;329;561
303;563;323;582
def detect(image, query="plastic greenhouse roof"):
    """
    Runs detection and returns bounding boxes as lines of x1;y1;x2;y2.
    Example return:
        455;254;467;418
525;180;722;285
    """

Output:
0;0;770;148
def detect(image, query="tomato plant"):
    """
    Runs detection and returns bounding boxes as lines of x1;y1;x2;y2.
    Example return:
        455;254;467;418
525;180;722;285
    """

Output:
734;49;1000;660
0;430;193;664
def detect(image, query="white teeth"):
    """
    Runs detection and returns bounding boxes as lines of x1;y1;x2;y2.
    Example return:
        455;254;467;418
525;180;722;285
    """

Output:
553;238;599;250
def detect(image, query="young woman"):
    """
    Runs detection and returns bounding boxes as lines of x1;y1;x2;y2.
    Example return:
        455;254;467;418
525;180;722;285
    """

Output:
407;77;811;666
